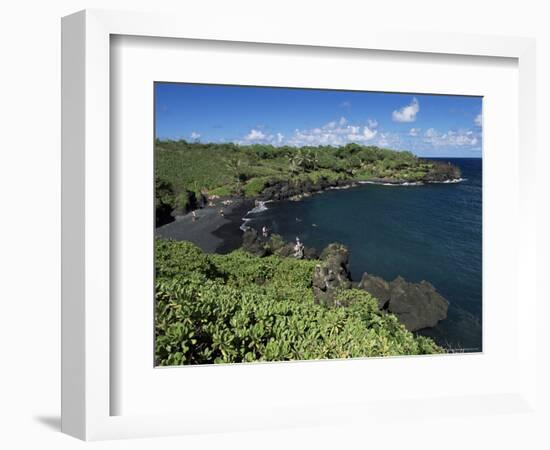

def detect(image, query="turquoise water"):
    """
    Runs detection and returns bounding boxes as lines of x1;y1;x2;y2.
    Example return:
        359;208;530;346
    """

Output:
245;158;482;351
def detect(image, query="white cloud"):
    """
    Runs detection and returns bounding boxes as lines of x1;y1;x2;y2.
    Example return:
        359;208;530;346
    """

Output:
474;113;482;127
190;131;201;140
244;129;268;141
322;117;348;129
347;126;378;143
423;128;479;147
424;128;437;138
375;132;402;148
392;97;420;123
377;134;390;147
240;129;285;145
286;118;378;147
339;101;352;108
236;118;480;154
367;119;378;128
239;118;385;147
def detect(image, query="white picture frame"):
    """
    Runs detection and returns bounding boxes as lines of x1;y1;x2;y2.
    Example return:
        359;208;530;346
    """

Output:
61;9;537;441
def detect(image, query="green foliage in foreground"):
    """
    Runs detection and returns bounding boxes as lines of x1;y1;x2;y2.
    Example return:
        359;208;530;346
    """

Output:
155;239;442;365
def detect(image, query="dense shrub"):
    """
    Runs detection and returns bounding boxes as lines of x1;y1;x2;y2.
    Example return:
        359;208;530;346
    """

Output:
243;177;269;197
156;239;218;279
154;141;460;225
155;240;442;365
155;140;449;203
155;176;176;227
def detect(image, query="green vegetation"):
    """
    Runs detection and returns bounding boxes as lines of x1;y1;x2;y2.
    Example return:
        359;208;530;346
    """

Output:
155;239;442;365
155;140;461;219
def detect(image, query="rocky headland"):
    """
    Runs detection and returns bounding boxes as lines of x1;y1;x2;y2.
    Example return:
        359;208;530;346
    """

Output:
256;161;462;203
242;230;449;333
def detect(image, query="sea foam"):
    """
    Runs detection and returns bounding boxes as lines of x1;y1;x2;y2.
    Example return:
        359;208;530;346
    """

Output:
247;200;271;214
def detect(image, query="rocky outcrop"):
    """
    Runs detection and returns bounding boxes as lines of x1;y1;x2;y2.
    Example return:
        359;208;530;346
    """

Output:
241;234;449;332
387;277;449;331
358;273;391;309
312;243;352;306
258;162;461;202
241;230;318;259
421;161;461;183
172;190;208;217
358;273;449;331
241;228;269;257
260;177;353;202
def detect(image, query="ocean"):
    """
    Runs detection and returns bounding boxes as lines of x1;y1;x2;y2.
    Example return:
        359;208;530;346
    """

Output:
244;158;483;352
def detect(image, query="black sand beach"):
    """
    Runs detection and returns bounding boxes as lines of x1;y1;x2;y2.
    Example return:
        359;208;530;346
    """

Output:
155;199;254;254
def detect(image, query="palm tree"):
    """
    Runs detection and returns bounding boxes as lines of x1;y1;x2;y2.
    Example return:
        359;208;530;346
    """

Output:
289;149;314;174
224;155;248;195
353;158;371;175
309;150;320;171
225;155;244;182
289;150;304;174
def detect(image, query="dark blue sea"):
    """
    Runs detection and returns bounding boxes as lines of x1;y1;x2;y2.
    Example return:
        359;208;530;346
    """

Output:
245;158;482;352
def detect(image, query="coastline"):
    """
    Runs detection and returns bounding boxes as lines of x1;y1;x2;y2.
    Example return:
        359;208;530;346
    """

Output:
257;172;465;203
155;175;466;253
154;159;481;348
156;198;253;254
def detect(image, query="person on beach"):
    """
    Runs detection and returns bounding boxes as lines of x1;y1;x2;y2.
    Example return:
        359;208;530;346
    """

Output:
219;208;224;217
191;210;197;222
293;237;304;259
262;226;269;238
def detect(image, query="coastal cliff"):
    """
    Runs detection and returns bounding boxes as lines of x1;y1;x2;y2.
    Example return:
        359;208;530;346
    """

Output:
242;230;449;333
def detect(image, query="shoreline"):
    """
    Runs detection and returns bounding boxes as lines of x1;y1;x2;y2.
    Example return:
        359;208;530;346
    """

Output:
155;198;253;254
155;175;466;253
358;177;465;186
258;174;465;203
154;174;480;346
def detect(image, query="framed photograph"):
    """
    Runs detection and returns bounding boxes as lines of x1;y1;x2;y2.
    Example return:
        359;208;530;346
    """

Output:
61;9;537;440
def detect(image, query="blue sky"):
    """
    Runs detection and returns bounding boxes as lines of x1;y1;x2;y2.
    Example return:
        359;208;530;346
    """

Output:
155;83;482;157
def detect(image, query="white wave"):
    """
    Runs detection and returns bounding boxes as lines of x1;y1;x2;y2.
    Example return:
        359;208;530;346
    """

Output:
327;184;354;190
359;178;467;186
240;217;252;232
427;178;466;184
240;200;273;232
358;180;424;186
246;200;272;215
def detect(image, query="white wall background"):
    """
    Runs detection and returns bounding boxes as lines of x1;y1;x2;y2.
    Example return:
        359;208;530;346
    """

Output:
0;1;548;448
